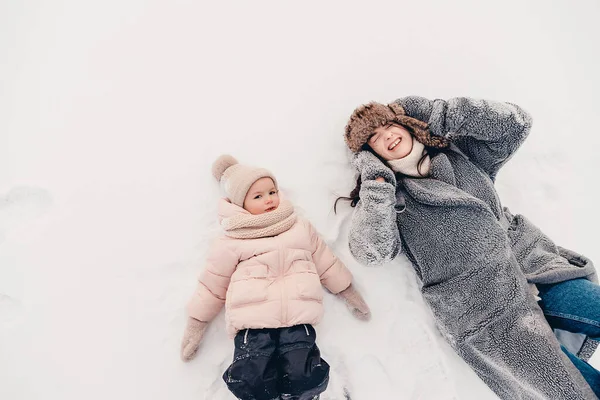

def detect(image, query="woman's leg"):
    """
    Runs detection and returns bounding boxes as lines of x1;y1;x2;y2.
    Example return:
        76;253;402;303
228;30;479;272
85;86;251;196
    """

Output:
538;278;600;339
421;262;597;399
561;345;600;398
538;278;600;398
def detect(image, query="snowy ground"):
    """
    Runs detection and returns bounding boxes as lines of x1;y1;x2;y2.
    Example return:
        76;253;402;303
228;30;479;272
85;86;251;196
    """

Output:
2;1;600;399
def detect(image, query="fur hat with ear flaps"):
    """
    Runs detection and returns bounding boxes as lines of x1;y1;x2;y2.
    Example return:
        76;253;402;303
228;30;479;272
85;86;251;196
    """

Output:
211;155;278;208
344;101;450;153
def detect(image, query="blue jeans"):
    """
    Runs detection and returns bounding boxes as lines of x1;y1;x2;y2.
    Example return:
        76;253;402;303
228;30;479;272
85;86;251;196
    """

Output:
538;278;600;397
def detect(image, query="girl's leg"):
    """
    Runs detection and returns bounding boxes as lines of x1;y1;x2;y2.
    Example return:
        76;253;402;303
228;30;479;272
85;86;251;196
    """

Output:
223;328;280;400
277;325;329;400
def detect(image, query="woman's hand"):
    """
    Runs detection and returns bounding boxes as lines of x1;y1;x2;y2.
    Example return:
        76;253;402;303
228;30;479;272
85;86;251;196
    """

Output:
352;151;396;185
375;177;385;183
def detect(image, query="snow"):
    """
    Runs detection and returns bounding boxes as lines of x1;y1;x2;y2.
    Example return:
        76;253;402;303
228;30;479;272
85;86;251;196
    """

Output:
1;0;600;399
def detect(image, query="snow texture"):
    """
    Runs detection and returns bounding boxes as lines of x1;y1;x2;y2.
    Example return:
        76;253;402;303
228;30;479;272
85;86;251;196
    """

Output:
1;1;600;399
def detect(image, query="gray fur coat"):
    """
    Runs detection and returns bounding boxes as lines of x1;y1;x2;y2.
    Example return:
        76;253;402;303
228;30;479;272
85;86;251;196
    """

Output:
349;96;598;399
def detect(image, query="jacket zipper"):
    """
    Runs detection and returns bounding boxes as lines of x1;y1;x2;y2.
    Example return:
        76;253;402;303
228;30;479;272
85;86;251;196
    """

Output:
279;240;287;325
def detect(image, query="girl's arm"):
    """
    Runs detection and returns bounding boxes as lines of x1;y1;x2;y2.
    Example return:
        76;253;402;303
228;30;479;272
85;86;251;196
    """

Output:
187;239;238;322
305;219;353;294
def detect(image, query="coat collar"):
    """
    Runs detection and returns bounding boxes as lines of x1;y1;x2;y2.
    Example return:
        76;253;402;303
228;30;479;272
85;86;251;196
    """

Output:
397;145;491;213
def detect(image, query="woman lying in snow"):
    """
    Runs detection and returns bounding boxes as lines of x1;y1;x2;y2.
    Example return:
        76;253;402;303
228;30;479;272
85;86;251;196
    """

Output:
181;155;370;400
337;96;600;399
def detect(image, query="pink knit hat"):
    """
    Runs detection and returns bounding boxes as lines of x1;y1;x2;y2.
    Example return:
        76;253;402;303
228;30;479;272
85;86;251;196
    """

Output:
212;155;278;207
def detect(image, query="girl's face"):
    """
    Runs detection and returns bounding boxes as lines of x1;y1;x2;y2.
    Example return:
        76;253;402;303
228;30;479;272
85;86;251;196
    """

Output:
367;123;413;161
243;177;280;215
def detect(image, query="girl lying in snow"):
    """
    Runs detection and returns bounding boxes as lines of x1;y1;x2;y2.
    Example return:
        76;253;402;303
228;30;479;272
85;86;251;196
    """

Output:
338;96;600;399
181;155;370;400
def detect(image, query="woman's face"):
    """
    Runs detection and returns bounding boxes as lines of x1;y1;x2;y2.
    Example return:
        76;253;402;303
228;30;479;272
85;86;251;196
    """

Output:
367;123;413;161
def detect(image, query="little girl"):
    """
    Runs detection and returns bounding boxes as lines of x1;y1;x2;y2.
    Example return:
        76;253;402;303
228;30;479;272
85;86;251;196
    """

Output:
180;155;371;400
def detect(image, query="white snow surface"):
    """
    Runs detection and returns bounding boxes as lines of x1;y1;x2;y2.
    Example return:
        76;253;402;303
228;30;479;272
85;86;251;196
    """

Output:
2;1;600;399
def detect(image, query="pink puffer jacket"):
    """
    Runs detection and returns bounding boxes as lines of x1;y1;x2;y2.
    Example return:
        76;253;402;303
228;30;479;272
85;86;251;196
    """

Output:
187;203;353;337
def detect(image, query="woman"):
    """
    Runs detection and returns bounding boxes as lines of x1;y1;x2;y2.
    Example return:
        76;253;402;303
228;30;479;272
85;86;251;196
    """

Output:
339;96;600;399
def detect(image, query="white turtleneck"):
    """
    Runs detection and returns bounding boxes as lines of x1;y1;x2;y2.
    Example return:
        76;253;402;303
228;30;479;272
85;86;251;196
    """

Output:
387;136;431;177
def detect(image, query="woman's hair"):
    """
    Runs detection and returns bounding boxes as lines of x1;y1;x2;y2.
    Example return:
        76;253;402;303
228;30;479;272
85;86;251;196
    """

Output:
334;124;442;214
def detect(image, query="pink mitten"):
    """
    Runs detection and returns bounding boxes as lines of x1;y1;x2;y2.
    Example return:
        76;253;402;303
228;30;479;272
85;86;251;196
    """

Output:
337;284;371;321
180;317;209;361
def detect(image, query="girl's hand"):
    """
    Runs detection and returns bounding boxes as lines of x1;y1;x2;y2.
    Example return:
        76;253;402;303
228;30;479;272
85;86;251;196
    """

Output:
180;317;209;362
337;284;371;321
375;177;385;183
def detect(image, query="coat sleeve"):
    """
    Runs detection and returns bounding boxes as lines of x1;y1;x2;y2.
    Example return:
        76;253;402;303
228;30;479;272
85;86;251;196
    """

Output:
305;220;352;294
186;239;238;322
349;179;401;266
396;96;533;180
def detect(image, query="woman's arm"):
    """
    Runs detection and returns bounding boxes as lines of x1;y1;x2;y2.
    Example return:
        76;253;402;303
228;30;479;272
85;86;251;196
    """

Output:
396;96;533;180
348;151;401;266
